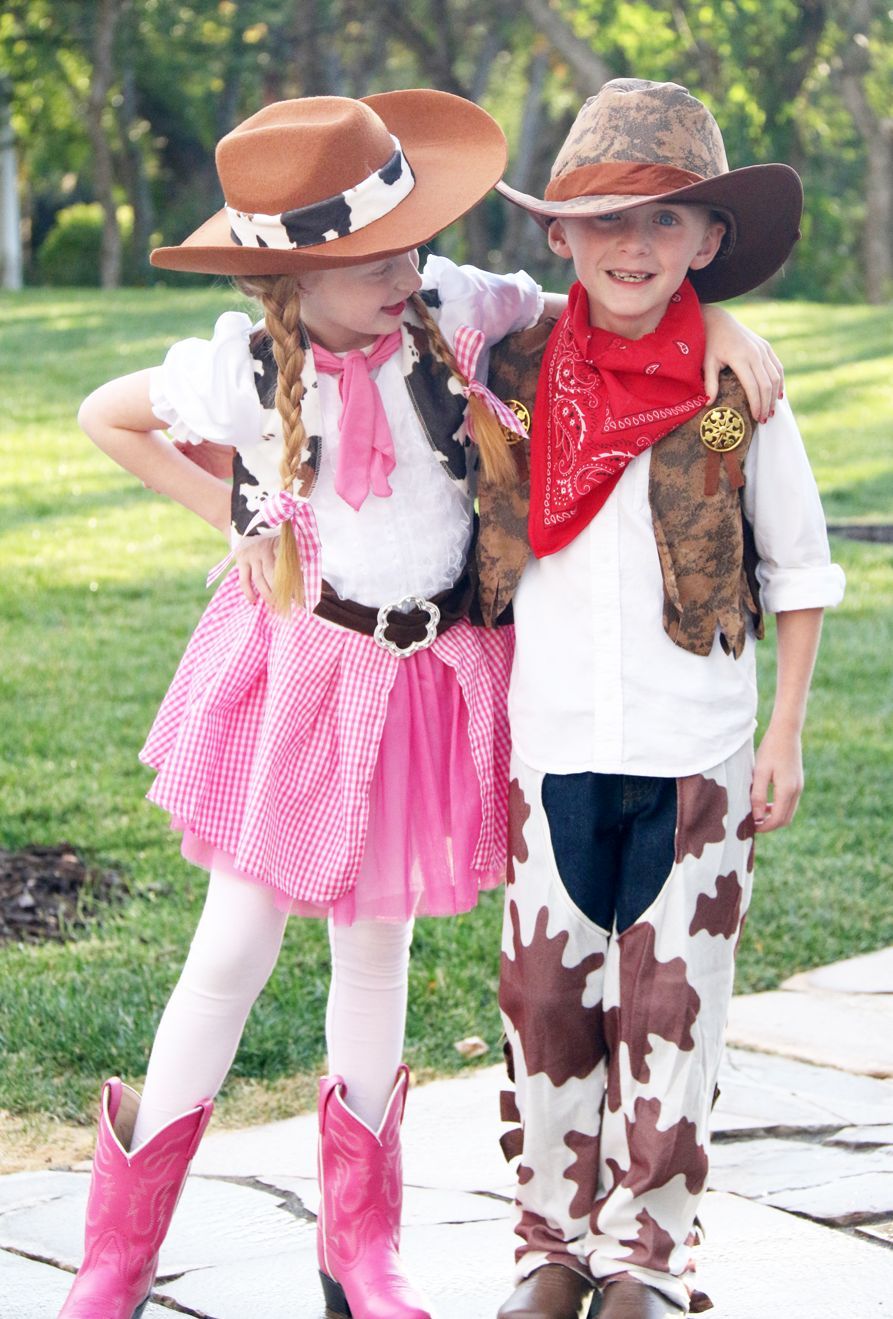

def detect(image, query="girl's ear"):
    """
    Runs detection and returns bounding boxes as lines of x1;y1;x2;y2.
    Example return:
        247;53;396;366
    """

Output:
547;219;573;260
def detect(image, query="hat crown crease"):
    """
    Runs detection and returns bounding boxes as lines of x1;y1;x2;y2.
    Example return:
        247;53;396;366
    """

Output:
217;99;398;214
551;82;729;185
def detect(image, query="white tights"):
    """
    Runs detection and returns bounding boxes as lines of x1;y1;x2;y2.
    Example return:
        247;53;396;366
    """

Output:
132;868;413;1146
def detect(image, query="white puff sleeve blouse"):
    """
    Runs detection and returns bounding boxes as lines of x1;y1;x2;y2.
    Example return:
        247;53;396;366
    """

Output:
149;257;542;605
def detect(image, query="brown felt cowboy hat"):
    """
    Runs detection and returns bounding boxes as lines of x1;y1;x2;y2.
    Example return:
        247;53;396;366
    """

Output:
497;78;803;302
151;90;506;275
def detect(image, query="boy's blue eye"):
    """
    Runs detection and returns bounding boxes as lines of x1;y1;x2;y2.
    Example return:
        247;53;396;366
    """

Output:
656;212;678;226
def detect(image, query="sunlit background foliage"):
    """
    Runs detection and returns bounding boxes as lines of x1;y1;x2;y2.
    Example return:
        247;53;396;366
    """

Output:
1;0;892;300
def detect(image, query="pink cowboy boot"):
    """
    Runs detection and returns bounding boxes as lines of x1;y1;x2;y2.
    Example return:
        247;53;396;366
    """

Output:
317;1064;432;1319
59;1077;213;1319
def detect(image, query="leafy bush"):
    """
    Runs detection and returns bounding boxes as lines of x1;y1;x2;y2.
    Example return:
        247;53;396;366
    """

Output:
35;204;146;287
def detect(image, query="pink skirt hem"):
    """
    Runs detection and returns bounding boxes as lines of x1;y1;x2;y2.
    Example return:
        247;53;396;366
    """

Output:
177;827;503;925
143;573;513;920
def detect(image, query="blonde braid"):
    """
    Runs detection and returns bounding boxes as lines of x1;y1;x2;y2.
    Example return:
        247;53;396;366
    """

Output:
409;292;517;487
257;276;309;611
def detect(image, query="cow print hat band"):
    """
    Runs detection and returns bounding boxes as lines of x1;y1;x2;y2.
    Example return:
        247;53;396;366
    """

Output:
226;137;415;251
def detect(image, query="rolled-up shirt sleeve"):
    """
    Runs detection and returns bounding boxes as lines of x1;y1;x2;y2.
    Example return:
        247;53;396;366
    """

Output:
148;310;265;448
744;397;846;613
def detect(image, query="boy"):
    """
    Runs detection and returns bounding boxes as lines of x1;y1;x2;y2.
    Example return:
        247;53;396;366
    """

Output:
477;80;845;1319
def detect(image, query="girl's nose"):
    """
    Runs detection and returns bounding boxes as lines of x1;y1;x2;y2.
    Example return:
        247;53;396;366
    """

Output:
396;252;423;294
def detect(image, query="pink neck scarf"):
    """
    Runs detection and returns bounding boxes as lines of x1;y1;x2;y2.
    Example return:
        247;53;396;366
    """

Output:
312;330;403;511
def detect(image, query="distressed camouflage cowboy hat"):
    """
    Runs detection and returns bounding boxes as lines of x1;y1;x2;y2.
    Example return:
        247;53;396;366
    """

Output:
497;78;803;302
151;90;506;275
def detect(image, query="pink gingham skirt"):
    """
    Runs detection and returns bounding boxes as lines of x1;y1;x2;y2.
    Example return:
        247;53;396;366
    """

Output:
140;571;514;923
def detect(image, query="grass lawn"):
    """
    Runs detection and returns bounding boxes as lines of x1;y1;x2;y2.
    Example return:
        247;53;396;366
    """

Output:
1;288;891;1147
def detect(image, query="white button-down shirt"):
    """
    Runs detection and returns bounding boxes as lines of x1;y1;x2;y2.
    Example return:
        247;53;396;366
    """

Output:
508;397;845;778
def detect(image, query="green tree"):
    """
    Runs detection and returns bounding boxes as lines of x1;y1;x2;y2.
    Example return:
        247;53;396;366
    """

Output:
2;0;890;297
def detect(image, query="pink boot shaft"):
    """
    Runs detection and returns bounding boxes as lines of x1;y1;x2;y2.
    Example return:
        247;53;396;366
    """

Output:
59;1078;213;1319
317;1065;432;1319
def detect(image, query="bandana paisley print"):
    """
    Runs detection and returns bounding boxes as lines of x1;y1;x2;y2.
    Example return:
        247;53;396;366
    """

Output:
529;279;709;557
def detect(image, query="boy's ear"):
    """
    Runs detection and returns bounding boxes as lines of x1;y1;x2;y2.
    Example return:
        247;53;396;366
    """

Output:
547;219;574;260
689;218;727;272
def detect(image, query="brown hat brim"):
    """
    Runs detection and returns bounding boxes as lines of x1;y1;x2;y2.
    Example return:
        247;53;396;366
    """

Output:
151;90;506;275
497;163;803;302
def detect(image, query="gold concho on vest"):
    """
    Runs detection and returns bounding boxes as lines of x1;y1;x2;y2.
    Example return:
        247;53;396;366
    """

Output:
699;406;747;496
503;398;530;443
700;406;745;453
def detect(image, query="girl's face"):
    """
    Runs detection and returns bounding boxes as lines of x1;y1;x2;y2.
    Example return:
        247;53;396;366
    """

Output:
299;250;423;351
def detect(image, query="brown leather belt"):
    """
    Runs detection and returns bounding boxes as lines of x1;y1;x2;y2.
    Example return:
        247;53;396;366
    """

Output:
314;573;474;657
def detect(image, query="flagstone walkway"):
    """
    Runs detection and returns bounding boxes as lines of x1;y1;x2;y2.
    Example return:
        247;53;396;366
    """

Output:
2;947;892;1317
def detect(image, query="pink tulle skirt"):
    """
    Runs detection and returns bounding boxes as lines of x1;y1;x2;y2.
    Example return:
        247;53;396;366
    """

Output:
141;572;513;924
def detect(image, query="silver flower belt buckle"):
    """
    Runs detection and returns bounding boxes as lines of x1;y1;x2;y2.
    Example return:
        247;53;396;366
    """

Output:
373;596;441;659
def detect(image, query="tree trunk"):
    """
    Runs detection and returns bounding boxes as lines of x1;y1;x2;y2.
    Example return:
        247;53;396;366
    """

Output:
863;121;893;301
86;0;124;288
0;74;23;289
118;62;153;281
501;45;555;273
293;0;337;97
836;0;893;301
517;0;615;90
470;28;503;104
215;13;253;139
367;0;468;96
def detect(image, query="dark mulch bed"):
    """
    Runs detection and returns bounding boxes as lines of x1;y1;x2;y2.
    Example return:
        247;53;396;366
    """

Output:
0;844;127;943
827;524;893;543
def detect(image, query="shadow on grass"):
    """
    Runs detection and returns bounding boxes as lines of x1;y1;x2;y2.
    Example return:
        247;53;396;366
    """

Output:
740;302;893;370
773;327;893;376
822;469;893;522
2;288;237;354
794;374;892;415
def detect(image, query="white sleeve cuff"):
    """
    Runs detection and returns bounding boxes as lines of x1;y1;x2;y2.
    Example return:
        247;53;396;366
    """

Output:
757;561;847;613
149;311;264;448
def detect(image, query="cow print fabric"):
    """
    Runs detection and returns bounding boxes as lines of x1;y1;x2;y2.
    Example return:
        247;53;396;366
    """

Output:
499;741;755;1312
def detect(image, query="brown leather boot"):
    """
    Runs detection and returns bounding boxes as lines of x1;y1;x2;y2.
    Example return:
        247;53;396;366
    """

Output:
597;1280;686;1318
497;1263;593;1319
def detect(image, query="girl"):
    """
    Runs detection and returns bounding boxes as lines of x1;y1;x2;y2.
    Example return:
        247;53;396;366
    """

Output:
63;90;782;1319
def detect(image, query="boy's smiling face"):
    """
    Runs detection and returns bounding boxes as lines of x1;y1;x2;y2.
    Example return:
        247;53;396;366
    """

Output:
548;202;726;340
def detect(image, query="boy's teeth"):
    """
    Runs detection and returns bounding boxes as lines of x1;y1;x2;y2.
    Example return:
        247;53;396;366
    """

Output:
611;271;649;282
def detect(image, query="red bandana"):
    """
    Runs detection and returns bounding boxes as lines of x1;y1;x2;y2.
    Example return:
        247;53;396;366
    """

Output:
529;278;708;557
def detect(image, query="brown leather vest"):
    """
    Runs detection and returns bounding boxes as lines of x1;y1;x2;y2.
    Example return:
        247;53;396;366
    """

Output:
478;321;764;658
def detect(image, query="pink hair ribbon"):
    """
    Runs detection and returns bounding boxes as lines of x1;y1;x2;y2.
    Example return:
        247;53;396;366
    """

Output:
206;490;322;610
453;324;529;442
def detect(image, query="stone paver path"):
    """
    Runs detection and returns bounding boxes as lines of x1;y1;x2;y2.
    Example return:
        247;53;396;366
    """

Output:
2;949;893;1317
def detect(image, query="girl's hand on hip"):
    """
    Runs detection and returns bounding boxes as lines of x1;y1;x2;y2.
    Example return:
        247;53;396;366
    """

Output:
173;439;236;481
701;305;784;423
236;537;277;606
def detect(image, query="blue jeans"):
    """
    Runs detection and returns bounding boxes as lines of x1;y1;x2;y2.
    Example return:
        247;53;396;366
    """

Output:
541;771;677;933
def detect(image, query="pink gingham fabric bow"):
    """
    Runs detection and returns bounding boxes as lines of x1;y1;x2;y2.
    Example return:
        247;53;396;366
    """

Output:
453;324;529;443
207;490;322;610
